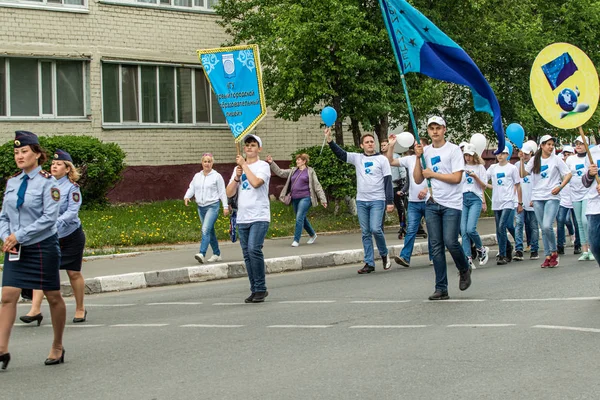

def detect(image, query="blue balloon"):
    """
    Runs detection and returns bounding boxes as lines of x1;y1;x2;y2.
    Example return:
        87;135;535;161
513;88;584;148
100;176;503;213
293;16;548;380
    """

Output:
321;106;337;127
506;123;525;149
505;142;513;159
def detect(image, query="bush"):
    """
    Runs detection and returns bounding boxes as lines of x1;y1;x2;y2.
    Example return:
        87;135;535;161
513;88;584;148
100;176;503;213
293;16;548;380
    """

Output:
291;143;361;201
0;136;126;207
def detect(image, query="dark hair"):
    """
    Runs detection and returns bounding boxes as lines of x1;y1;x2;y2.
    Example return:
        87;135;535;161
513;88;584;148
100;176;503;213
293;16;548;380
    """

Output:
532;148;542;175
244;137;259;145
361;133;375;144
30;144;48;166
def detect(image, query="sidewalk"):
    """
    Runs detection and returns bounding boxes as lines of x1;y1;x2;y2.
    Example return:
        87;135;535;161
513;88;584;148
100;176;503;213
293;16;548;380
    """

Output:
53;218;501;296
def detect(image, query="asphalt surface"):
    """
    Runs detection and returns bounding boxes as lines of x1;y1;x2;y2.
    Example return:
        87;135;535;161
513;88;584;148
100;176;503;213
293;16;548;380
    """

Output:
3;248;600;400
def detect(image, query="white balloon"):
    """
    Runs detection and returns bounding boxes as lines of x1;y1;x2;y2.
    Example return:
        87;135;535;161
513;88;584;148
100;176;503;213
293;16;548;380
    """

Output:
394;142;409;154
469;133;487;156
397;132;415;148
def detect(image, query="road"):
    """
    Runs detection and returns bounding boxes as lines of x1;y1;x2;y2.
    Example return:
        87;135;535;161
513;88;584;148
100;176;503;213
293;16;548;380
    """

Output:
3;249;600;400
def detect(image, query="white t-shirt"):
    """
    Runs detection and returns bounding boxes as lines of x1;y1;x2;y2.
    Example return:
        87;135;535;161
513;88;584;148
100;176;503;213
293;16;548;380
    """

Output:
586;147;600;216
346;152;391;202
399;155;429;202
515;160;533;211
566;155;589;202
525;154;570;201
485;163;520;210
229;160;271;223
462;163;487;201
559;183;573;208
423;141;465;210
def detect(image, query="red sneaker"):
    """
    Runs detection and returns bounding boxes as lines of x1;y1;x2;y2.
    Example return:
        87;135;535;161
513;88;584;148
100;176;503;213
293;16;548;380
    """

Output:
541;258;550;268
548;253;560;268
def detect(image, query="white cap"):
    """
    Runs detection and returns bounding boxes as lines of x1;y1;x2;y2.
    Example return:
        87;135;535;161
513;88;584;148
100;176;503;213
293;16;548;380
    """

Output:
427;116;446;127
521;143;534;154
458;141;468;148
574;136;590;145
500;146;511;154
562;145;574;153
243;134;262;148
539;134;556;145
462;143;476;155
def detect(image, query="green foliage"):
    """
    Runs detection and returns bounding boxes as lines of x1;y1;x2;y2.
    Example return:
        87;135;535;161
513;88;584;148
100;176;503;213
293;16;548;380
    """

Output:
290;144;361;200
0;136;126;207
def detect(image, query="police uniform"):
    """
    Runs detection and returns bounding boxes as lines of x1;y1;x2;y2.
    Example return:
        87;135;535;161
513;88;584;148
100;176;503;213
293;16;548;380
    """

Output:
0;131;61;291
53;149;86;271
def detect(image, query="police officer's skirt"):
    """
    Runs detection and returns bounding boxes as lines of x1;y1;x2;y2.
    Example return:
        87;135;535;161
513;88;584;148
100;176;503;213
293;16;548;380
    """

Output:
59;225;86;272
2;234;61;291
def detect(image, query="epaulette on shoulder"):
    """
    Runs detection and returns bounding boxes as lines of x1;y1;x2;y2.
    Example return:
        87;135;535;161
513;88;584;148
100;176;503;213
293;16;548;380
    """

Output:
70;180;80;187
10;171;22;178
39;170;52;179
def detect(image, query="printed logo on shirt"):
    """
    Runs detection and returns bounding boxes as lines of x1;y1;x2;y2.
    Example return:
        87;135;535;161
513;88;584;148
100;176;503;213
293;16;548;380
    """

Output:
496;172;505;186
241;173;250;190
540;164;549;179
364;161;373;175
430;156;441;173
523;177;530;183
576;164;585;176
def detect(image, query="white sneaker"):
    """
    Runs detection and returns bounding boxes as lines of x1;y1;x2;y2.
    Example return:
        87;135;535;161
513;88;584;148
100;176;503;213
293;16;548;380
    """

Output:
307;234;318;244
468;257;476;270
207;255;222;262
291;241;299;247
194;253;205;264
478;246;489;266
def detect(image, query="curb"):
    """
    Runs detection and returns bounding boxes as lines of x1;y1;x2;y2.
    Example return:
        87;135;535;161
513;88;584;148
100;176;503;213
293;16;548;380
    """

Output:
60;233;502;296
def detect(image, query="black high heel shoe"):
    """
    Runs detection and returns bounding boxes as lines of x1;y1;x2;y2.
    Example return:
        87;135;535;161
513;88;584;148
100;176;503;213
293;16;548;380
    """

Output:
0;353;10;370
19;313;43;326
44;348;65;366
73;310;87;323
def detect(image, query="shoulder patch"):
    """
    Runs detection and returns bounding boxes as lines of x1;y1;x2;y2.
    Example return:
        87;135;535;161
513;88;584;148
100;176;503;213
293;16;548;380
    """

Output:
51;187;60;201
39;170;52;179
72;192;81;203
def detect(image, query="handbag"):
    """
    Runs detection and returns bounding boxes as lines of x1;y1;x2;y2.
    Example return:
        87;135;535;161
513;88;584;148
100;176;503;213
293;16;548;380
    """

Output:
282;169;305;205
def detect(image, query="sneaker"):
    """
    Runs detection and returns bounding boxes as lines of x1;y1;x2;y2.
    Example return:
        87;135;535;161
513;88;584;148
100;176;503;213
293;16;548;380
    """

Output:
291;241;299;247
541;258;550;268
194;253;205;264
207;254;222;262
570;235;576;245
428;290;450;300
590;252;596;261
429;260;434;265
244;293;255;303
468;257;476;270
307;234;318;244
530;251;539;260
382;255;391;271
393;256;410;267
557;245;565;255
497;256;508;265
578;252;590;261
357;264;375;274
524;245;531;253
458;268;471;291
506;242;513;262
514;250;523;261
574;246;582;255
548;253;559;268
251;291;269;303
477;246;489;266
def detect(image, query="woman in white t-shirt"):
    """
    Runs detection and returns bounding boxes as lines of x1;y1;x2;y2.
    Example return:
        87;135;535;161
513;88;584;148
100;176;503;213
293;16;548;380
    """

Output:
486;146;523;265
460;144;489;268
582;147;600;265
567;137;594;261
522;135;572;268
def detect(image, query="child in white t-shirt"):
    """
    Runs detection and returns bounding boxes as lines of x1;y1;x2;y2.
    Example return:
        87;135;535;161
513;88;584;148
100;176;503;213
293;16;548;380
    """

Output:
514;144;539;260
582;147;600;265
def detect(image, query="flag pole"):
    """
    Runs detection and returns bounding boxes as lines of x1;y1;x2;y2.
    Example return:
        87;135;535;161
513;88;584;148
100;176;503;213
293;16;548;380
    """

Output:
578;126;600;184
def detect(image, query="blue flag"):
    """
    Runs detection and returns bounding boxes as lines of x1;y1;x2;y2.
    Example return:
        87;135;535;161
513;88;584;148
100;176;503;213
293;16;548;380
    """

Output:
379;0;504;153
541;52;578;91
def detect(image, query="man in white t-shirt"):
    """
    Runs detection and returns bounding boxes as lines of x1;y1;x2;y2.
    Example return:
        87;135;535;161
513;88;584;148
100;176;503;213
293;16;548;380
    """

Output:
325;128;394;273
582;148;600;265
226;134;271;303
414;116;471;300
514;144;539;260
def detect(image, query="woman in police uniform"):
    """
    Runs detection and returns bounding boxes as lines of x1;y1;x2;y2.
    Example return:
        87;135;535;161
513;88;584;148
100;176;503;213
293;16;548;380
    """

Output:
21;149;87;325
0;131;66;369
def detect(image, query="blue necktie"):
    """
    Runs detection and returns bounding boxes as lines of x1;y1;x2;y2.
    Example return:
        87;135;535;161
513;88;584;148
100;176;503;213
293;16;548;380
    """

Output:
16;175;29;209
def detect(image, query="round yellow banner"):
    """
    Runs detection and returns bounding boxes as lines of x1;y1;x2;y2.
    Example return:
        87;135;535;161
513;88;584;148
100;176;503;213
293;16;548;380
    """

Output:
530;42;599;130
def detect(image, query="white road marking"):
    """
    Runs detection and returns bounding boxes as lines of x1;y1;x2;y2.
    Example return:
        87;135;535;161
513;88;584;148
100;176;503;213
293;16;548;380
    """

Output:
350;325;428;329
181;324;244;328
350;300;411;304
111;324;169;327
268;325;332;329
502;297;600;302
533;325;600;333
73;303;136;307
424;299;487;302
213;302;247;306
147;302;202;305
278;300;336;304
447;324;516;328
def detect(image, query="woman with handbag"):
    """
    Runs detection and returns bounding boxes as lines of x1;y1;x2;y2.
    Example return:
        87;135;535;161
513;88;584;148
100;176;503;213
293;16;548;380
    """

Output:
266;154;327;247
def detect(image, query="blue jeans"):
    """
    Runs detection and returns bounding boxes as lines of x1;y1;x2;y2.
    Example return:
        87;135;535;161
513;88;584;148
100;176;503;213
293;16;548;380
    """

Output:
572;200;588;246
588;214;600;265
425;202;469;292
533;200;560;256
400;201;427;262
237;221;269;293
494;208;516;257
292;197;315;242
515;210;539;252
460;192;483;258
197;202;221;256
556;206;580;248
356;200;388;266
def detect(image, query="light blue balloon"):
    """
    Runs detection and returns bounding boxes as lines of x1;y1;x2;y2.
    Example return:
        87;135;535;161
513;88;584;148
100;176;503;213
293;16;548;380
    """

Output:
321;106;337;127
506;123;525;149
506;142;513;159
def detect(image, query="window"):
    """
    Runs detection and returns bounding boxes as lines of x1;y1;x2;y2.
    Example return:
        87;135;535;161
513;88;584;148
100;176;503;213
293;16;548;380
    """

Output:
0;0;87;11
0;58;87;119
103;0;217;11
102;62;226;126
